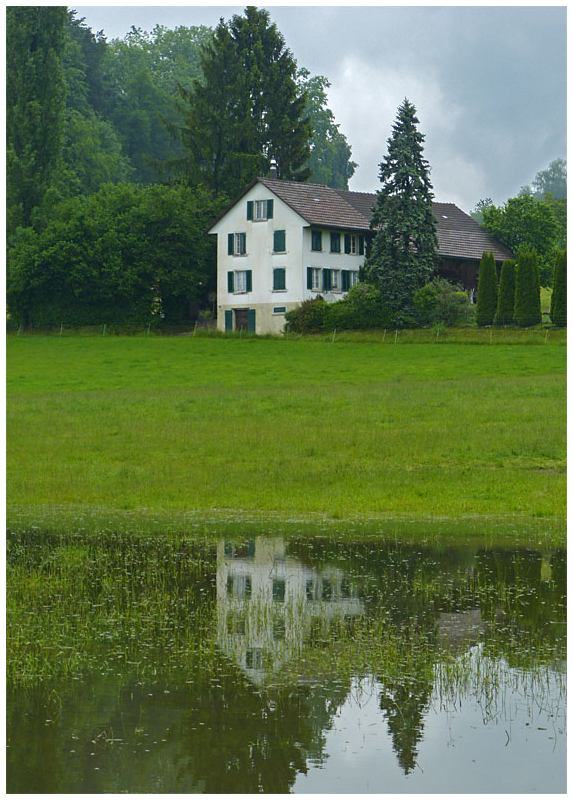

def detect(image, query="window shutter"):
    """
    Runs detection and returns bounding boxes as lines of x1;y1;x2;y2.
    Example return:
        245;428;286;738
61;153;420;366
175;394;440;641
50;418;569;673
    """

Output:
344;234;351;254
228;234;234;255
273;268;286;290
322;269;331;291
359;235;364;255
266;199;274;219
307;267;313;290
246;270;252;292
247;309;256;333
247;201;253;220
274;230;285;252
341;270;350;291
225;310;233;331
227;271;234;292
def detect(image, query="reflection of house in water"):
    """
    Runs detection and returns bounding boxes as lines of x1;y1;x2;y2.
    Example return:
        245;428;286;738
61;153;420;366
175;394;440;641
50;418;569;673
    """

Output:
217;537;364;685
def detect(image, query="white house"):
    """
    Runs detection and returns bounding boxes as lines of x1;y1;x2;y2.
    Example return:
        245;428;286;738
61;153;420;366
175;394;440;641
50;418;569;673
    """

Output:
207;175;514;335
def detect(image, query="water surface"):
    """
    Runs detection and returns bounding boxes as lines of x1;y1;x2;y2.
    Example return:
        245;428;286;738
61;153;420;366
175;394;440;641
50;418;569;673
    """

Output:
6;530;566;793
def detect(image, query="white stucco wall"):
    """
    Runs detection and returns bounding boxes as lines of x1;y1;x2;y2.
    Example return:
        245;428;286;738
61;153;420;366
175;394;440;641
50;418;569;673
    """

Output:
210;181;367;334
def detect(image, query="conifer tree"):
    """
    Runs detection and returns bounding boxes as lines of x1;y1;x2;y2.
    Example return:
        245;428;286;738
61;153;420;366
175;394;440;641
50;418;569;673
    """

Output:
493;259;516;325
475;251;498;326
514;250;542;327
363;99;438;323
550;249;567;327
173;7;312;197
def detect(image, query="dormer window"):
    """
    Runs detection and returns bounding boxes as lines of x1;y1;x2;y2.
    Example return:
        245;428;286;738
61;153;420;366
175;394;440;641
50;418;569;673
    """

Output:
247;199;274;221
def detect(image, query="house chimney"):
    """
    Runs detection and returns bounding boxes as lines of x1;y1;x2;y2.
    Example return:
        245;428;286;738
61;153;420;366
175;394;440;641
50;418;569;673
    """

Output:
270;157;277;180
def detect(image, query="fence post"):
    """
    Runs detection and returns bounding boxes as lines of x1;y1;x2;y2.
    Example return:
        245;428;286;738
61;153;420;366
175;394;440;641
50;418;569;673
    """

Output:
394;329;398;345
193;321;198;337
147;323;151;337
332;329;336;343
17;324;22;336
382;329;386;343
60;324;63;337
103;323;107;337
545;328;549;345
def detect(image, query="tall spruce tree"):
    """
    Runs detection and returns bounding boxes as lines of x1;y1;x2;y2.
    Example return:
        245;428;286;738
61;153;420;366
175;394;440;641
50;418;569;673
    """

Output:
475;251;498;326
7;6;68;234
363;99;438;323
550;249;566;327
173;7;312;197
493;258;516;325
514;250;542;327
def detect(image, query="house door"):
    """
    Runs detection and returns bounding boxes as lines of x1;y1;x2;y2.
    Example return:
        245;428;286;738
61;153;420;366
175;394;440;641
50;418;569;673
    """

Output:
234;308;249;331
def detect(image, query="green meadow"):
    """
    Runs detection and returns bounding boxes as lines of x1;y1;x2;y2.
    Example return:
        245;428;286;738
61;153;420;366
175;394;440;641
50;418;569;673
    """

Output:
6;333;566;540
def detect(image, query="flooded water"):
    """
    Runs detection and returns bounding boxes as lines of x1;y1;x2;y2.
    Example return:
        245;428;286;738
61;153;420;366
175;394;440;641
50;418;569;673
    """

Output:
6;529;566;793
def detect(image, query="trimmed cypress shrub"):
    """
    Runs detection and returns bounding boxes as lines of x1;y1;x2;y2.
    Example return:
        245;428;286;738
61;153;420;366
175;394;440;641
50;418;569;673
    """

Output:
550;250;566;327
514;250;542;327
475;251;498;326
494;259;516;325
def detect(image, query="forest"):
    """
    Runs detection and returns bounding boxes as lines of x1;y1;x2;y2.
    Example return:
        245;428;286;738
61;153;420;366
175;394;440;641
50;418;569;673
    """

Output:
7;6;357;326
6;6;566;329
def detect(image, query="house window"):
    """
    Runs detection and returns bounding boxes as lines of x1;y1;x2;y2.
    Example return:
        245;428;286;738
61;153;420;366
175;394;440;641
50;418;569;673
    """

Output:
273;268;286;291
345;234;357;254
350;270;359;287
273;306;286;315
308;267;321;290
228;232;246;255
245;649;263;669
273;229;286;252
330;232;341;253
272;579;286;602
311;230;323;251
331;270;340;290
247;199;274;221
233;270;252;293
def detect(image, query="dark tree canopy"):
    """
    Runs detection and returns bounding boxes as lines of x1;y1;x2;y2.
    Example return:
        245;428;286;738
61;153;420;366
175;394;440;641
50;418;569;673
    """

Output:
550;250;566;327
363;99;438;323
475;251;498;327
7;6;68;234
494;259;516;326
173;6;312;197
514;250;542;328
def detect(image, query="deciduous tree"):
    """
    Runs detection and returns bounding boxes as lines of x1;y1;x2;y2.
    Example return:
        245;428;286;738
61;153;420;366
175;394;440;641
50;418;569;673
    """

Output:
7;6;68;234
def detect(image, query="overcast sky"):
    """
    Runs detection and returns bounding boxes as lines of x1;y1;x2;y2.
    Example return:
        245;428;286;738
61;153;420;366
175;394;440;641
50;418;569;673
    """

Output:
73;4;567;213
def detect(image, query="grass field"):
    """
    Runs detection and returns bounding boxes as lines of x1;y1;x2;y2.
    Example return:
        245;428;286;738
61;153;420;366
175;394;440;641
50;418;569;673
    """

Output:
6;333;566;536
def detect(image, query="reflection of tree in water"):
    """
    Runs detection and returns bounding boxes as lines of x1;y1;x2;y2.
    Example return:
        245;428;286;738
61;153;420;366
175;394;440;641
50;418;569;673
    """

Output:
378;673;433;775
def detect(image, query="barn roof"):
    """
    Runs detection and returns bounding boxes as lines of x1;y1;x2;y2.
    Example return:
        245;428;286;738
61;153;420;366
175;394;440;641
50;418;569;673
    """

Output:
210;177;514;262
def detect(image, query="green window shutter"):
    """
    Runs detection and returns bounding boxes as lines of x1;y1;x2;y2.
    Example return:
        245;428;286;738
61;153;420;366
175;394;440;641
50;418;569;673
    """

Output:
247;201;253;220
274;229;285;252
344;234;351;254
225;310;233;331
247;308;256;333
228;234;234;255
266;199;274;219
227;271;234;292
307;267;313;290
273;268;286;290
246;270;252;292
322;269;331;291
359;235;364;255
341;270;350;291
312;230;322;251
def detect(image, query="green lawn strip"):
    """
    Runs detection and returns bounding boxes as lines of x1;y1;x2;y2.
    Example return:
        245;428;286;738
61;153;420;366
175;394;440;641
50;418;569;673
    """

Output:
7;337;566;533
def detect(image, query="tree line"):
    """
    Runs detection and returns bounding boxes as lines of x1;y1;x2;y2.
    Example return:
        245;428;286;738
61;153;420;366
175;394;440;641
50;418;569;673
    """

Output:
7;6;356;326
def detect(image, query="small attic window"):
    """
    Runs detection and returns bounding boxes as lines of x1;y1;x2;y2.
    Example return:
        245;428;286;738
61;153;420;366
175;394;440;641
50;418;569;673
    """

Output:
442;214;448;219
313;198;320;202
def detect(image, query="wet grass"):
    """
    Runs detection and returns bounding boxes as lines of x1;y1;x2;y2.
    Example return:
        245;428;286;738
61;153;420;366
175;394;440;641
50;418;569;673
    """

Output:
7;335;566;532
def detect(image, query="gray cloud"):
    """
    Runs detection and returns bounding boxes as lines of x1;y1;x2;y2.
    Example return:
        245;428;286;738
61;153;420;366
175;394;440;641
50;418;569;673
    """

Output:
74;5;566;212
